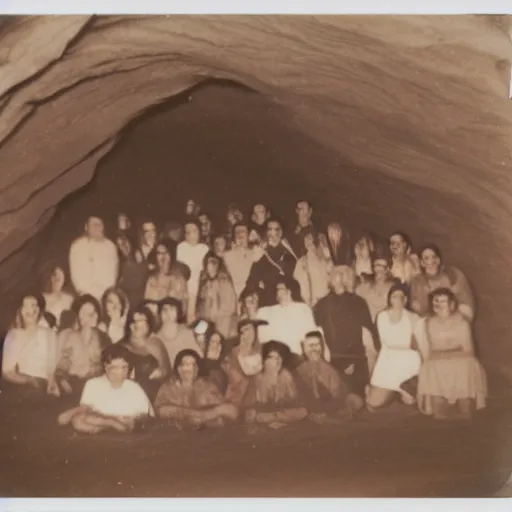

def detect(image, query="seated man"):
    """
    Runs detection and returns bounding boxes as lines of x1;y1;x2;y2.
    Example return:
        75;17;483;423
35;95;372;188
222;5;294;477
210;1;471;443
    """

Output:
57;344;154;434
155;349;238;430
295;331;354;423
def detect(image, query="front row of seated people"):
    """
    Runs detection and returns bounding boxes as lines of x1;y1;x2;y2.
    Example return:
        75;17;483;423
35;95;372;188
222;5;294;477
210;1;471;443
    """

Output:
2;279;487;434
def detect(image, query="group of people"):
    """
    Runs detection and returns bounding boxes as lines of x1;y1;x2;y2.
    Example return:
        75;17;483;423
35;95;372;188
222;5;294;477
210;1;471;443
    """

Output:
0;198;488;434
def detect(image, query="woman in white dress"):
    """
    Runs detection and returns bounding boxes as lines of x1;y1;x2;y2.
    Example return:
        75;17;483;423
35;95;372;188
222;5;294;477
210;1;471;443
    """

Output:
366;283;421;410
177;219;209;324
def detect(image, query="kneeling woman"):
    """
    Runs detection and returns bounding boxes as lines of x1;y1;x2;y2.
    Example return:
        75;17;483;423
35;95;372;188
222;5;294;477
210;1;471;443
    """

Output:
155;349;238;430
243;341;308;429
57;344;154;434
366;284;422;410
416;288;487;420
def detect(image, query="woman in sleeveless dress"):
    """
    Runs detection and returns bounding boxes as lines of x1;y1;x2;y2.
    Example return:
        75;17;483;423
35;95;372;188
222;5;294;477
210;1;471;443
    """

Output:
366;284;421;410
415;288;487;420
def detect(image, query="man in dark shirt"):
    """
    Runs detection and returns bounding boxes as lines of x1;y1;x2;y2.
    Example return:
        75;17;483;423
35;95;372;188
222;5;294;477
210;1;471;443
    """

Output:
289;199;320;258
314;265;380;399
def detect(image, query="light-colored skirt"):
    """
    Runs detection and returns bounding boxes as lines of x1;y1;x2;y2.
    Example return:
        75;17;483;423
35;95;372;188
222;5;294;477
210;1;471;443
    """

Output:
370;347;421;391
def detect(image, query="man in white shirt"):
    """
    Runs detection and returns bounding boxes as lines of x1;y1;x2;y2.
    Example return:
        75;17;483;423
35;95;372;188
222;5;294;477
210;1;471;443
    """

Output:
69;216;119;301
257;277;329;362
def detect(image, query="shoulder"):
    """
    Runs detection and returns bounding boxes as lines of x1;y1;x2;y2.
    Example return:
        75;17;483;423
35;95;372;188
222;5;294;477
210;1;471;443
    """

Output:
70;236;86;250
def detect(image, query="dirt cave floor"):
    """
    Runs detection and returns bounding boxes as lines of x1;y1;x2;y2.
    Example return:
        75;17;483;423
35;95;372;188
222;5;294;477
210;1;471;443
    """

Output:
1;373;512;498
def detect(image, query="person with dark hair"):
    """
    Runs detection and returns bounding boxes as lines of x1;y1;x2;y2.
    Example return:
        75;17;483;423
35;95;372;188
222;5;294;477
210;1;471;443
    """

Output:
243;340;308;430
69;215;119;301
57;343;154;434
213;234;229;259
239;286;260;320
196;251;238;339
198;212;214;248
160;220;183;244
415;288;487;420
410;244;475;321
40;262;74;328
201;330;229;394
246;217;297;307
389;231;421;285
156;297;201;367
134;219;158;264
98;287;130;344
54;294;107;396
366;284;422;411
120;306;170;401
154;349;238;430
2;293;59;394
248;203;270;244
224;222;257;300
224;204;244;245
325;221;352;266
144;238;189;315
295;331;352;423
256;277;321;362
351;233;376;282
177;218;210;324
222;318;267;406
184;199;201;218
290;199;322;258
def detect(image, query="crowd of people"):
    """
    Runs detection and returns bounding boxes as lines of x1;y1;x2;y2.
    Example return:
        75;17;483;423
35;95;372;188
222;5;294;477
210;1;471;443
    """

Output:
1;198;488;434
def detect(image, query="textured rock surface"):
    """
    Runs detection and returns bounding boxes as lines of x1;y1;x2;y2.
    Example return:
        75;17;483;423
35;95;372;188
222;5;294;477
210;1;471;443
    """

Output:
0;15;511;373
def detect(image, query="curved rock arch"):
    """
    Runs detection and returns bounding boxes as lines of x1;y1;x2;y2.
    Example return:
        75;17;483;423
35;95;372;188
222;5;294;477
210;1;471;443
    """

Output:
0;14;511;377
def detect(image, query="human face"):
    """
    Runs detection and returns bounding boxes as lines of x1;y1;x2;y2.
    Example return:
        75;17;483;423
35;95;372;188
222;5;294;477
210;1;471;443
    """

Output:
20;296;40;327
433;294;453;318
327;223;342;243
185;200;197;216
86;217;104;240
264;350;282;374
389;289;406;310
234;225;249;248
184;223;200;245
161;304;178;325
276;283;291;304
206;333;222;359
50;267;65;293
142;222;157;247
267;221;283;246
421;248;441;277
178;354;198;383
214;237;227;257
243;293;259;313
198;214;211;237
116;235;132;258
156;244;171;271
304;233;316;253
206;257;220;279
296;201;312;225
240;323;256;347
303;336;323;362
105;292;123;319
253;204;267;224
389;234;407;258
373;259;389;278
117;214;130;231
79;302;99;329
354;238;370;259
104;358;130;387
130;312;150;339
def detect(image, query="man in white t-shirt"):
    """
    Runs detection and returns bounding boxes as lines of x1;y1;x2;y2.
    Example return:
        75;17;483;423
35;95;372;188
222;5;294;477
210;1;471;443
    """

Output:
69;215;119;301
257;277;329;363
57;344;154;434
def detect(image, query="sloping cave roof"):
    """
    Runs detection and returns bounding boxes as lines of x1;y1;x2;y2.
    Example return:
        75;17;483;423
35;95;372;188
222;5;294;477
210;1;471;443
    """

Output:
0;14;511;371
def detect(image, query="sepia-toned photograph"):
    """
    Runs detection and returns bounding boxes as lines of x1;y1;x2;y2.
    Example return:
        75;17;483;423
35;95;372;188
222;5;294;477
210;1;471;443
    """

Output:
0;12;511;499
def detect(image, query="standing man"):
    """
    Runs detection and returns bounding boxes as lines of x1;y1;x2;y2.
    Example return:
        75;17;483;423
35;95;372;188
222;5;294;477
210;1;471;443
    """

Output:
290;199;321;257
69;215;119;301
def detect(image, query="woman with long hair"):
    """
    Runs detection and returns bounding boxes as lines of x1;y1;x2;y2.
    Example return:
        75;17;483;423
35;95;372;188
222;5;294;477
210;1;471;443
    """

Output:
98;287;130;344
40;262;74;328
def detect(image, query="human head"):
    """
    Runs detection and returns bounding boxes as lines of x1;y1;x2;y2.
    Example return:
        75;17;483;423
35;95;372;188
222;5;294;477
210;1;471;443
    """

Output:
232;222;250;249
85;216;105;240
116;233;133;260
227;204;244;226
237;318;266;349
185;199;200;216
353;234;374;260
261;340;291;375
184;218;201;246
101;287;129;322
213;235;228;258
198;213;212;239
429;287;457;318
389;231;412;258
117;213;131;232
419;244;442;277
174;349;201;383
161;221;183;243
205;331;224;360
275;277;300;305
326;221;345;244
15;293;45;328
302;231;320;256
101;344;134;388
372;251;391;280
203;251;223;280
154;239;177;273
72;294;101;329
252;203;269;225
127;306;154;340
40;262;67;294
142;300;159;323
266;217;284;247
158;297;185;325
302;330;325;362
139;220;158;248
329;265;355;294
387;283;409;310
239;287;260;315
296;200;313;226
192;319;215;353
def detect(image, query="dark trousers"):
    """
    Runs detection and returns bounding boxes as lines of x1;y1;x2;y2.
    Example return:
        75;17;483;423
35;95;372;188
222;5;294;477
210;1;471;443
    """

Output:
330;356;369;399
